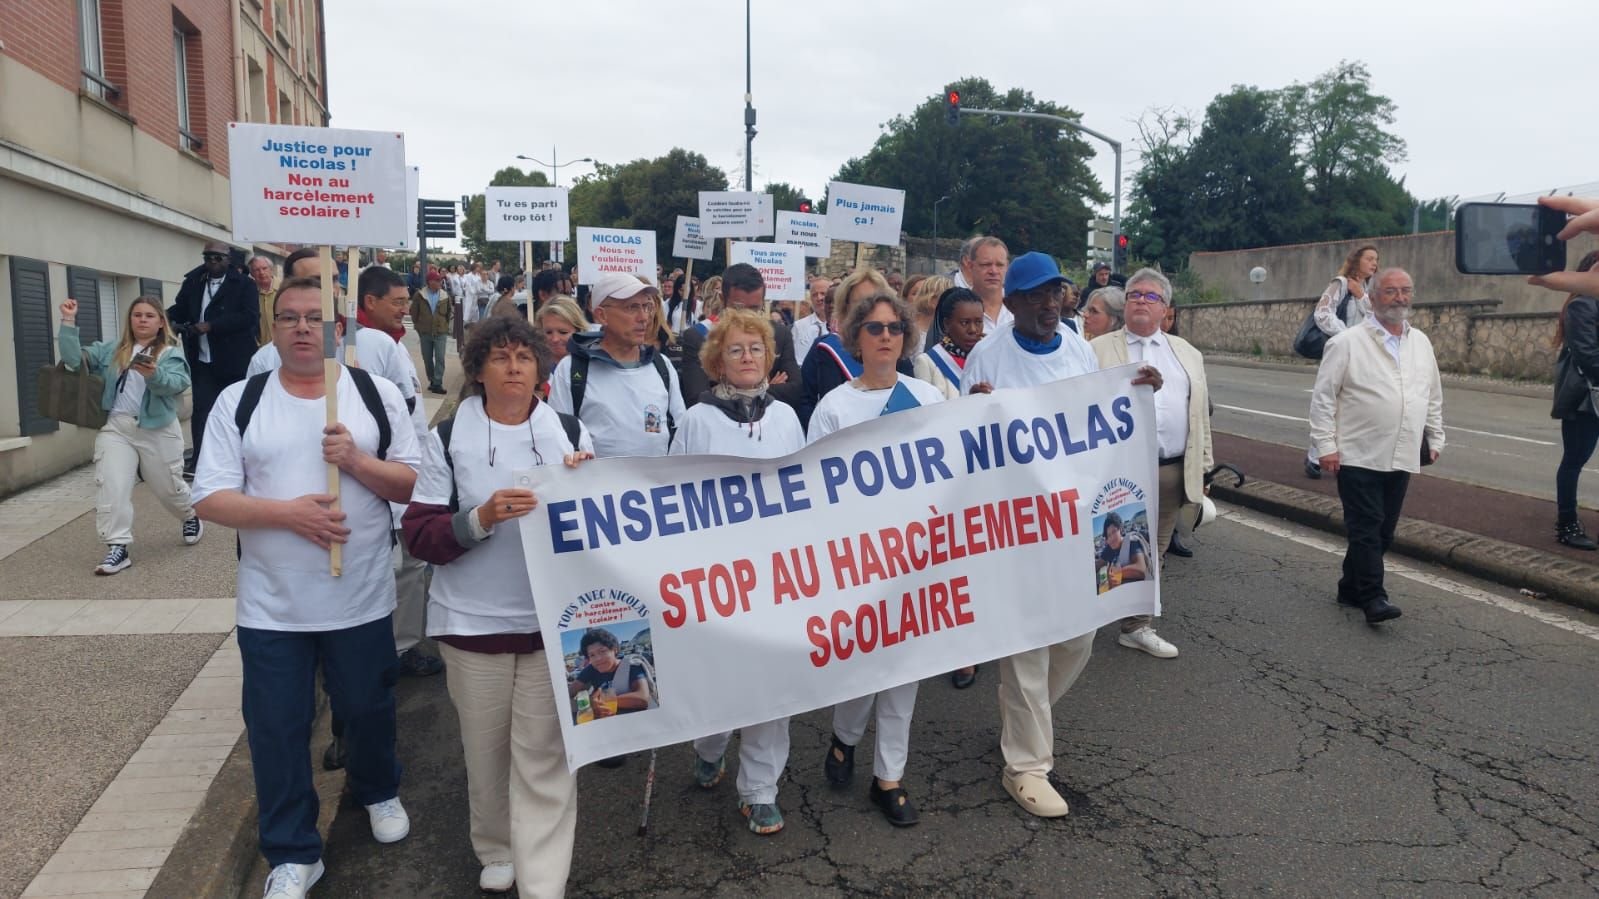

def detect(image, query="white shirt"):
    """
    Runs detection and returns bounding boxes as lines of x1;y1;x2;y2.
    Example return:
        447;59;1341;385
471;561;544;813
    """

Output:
792;314;827;368
1125;330;1191;460
808;375;947;442
413;397;593;637
191;368;421;631
983;302;1014;334
199;277;224;363
1309;317;1445;474
111;343;152;418
961;321;1098;393
669;399;806;457
548;350;686;459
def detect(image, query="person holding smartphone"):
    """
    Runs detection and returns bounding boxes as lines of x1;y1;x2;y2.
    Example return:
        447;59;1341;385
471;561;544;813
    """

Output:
57;296;204;575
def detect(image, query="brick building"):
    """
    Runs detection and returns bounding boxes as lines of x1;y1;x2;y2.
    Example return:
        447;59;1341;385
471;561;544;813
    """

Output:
0;0;327;495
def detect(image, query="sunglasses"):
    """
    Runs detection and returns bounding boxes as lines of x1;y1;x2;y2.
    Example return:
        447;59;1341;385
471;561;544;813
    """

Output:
202;252;228;261
862;321;906;337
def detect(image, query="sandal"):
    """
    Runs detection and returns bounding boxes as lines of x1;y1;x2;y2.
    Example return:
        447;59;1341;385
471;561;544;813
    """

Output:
824;734;854;787
869;780;919;827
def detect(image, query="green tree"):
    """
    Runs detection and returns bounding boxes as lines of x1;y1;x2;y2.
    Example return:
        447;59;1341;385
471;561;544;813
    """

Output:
1279;60;1408;238
831;78;1106;257
1179;87;1312;258
764;182;812;214
567;148;730;269
460;167;551;270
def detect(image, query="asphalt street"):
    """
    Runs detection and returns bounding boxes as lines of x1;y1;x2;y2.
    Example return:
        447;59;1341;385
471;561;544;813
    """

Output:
1206;361;1594;509
294;508;1599;897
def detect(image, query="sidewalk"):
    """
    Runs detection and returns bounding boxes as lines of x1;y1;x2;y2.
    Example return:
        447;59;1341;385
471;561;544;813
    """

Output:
0;333;459;899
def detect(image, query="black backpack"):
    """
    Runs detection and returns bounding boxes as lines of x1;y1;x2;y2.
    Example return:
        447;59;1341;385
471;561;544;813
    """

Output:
436;409;583;512
234;366;391;459
570;352;675;438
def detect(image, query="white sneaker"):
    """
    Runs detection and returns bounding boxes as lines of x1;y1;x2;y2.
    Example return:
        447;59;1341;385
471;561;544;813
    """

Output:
1118;627;1179;659
263;860;323;898
365;797;410;843
479;861;516;893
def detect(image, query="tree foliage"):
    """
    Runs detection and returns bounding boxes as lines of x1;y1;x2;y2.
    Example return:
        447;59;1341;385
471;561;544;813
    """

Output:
460;167;551;270
830;77;1106;257
567;148;731;269
1127;60;1421;271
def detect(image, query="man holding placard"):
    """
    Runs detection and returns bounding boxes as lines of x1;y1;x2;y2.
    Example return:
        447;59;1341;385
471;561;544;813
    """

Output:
677;263;802;409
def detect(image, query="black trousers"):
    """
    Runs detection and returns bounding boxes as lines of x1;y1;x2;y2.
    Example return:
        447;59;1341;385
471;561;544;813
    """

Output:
186;360;230;472
1336;466;1411;606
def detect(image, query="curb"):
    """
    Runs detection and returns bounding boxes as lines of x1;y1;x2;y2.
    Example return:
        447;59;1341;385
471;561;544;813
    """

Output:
1206;354;1551;400
1213;477;1599;616
146;733;257;899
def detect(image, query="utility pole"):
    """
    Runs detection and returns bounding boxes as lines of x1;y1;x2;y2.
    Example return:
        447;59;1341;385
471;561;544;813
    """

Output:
743;0;755;192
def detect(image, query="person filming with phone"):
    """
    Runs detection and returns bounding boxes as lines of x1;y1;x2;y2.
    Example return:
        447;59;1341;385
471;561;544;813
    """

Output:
56;297;204;575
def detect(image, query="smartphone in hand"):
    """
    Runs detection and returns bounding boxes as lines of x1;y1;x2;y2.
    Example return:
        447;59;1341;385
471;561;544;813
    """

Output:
1454;202;1567;275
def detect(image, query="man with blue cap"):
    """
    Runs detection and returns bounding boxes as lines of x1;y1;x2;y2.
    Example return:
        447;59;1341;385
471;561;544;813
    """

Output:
962;251;1162;819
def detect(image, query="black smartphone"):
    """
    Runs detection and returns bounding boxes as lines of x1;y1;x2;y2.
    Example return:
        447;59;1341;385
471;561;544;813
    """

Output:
1454;202;1567;275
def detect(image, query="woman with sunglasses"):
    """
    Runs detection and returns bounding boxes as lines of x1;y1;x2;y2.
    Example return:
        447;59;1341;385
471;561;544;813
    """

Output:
669;308;806;835
807;291;944;827
402;315;593;896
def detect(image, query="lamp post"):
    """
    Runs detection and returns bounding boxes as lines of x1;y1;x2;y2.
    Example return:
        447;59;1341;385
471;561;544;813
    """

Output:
515;150;593;268
932;194;951;270
743;0;755;191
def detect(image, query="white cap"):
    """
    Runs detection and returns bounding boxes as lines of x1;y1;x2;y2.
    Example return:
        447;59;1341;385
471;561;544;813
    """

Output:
589;272;659;306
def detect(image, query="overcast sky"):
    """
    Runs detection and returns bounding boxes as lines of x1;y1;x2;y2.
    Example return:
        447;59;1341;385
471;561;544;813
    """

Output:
325;0;1596;252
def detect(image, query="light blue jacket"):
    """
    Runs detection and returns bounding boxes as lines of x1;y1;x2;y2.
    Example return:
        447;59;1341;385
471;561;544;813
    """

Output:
58;325;191;429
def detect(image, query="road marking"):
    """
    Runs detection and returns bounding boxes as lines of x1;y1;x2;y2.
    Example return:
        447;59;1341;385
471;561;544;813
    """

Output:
1216;404;1557;447
1217;505;1599;643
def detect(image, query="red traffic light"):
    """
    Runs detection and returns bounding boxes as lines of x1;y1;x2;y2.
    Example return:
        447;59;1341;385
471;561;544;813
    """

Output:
799;202;812;213
947;90;960;105
1117;234;1129;248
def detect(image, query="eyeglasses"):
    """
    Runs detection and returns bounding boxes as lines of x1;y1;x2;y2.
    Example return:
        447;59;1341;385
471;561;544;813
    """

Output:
1378;286;1415;297
725;343;767;360
202;252;228;262
274;312;325;327
605;301;656;317
862;321;906;337
1125;290;1167;305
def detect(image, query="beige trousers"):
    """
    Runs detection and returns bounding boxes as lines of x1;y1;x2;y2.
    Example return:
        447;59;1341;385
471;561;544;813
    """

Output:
996;633;1095;778
94;414;192;546
438;643;576;899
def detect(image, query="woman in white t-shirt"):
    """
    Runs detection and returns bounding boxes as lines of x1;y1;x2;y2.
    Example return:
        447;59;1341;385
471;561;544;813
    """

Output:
401;315;594;897
56;296;202;575
669;308;805;835
808;291;945;828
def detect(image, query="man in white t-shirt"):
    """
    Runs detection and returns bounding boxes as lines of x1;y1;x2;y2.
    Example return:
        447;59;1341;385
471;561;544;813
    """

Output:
961;251;1162;822
191;278;422;899
958;236;1012;334
549;272;685;458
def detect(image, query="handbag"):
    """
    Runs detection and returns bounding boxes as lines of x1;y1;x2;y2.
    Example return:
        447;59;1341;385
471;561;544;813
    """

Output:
37;351;108;430
1292;287;1354;360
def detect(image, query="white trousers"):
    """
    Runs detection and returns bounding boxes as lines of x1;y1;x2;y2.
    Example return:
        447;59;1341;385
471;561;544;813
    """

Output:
438;643;576;899
391;530;428;653
997;633;1095;778
831;681;918;782
94;415;192;546
692;718;791;805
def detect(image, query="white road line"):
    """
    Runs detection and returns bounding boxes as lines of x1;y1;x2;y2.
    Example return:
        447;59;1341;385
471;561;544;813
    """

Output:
1215;403;1557;447
1217;505;1599;643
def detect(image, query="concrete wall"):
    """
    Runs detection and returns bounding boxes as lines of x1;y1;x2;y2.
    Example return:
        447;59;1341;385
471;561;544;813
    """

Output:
1188;230;1599;314
1178;297;1560;382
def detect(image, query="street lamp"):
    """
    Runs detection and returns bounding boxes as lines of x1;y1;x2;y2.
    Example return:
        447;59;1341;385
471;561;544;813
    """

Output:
932;195;951;268
515;149;594;187
743;0;755;191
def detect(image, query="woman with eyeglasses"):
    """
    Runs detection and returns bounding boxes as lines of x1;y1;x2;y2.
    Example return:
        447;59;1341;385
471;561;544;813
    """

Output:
669;308;806;835
401;315;593;897
807;291;944;827
57;296;203;575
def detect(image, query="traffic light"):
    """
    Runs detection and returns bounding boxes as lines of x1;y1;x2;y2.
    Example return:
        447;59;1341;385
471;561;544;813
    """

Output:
419;199;458;239
799;201;812;213
945;90;961;126
1114;233;1128;271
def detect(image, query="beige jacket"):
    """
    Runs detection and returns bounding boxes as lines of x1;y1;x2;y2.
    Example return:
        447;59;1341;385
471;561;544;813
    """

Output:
1091;328;1214;505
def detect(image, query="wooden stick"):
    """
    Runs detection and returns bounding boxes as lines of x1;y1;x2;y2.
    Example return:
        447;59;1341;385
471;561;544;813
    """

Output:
684;258;694;323
854;241;870;270
319;245;343;577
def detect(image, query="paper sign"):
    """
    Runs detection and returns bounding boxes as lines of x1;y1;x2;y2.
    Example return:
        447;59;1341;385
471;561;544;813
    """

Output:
777;210;831;257
824;181;906;247
518;367;1159;770
398;165;419;252
484;186;570;242
673;215;713;260
228;123;408;246
698;191;774;238
575;227;657;285
730;242;804;301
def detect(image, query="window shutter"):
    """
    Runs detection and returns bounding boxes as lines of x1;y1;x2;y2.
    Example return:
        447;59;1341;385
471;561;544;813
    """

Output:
139;277;164;301
9;258;58;436
67;266;102;346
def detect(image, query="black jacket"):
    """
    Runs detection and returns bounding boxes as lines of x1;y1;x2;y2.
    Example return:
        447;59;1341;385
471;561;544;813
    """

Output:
167;265;260;383
1553;295;1599;419
677;318;802;410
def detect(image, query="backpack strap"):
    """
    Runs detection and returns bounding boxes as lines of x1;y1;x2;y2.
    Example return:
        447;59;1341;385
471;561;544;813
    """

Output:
570;353;590;419
437;416;459;512
556;411;582;450
651;353;677;438
234;372;272;440
345;366;391;461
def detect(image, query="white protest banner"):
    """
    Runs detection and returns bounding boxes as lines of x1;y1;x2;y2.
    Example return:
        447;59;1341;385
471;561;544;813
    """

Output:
519;367;1159;770
729;242;805;301
398;165;419;252
698;191;774;238
824;180;906;247
484;186;570;242
575;227;657;285
227;122;407;247
777;210;831;257
673;215;714;260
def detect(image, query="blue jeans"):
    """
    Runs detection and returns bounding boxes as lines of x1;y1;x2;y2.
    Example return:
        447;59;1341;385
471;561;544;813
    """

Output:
418;333;448;390
239;615;401;866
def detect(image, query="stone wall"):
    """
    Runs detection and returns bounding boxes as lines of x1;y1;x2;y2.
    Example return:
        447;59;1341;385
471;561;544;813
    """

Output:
815;239;907;279
1179;297;1561;381
1187;230;1599;314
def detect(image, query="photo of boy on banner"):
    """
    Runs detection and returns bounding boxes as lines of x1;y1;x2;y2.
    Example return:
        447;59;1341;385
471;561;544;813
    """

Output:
564;620;659;726
1091;476;1156;594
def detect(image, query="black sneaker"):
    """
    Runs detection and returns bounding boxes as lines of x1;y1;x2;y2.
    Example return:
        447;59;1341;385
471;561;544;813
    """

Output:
95;544;131;576
1557;521;1598;551
182;516;204;546
398;647;443;677
322;736;346;771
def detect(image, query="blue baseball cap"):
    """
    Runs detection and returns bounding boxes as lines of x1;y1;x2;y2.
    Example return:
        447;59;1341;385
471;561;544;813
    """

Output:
1005;251;1069;295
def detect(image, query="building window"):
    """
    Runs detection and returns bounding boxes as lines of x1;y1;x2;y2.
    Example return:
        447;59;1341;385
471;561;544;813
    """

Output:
278;90;291;125
172;15;205;154
247;57;267;122
78;0;122;100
